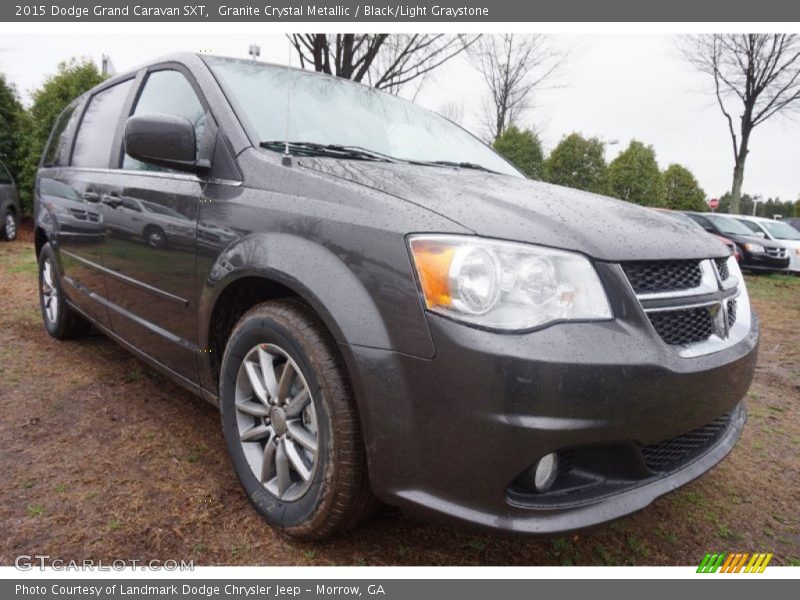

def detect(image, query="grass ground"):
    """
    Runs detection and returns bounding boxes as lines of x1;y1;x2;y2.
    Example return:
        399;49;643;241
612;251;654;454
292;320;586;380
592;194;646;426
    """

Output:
1;229;798;566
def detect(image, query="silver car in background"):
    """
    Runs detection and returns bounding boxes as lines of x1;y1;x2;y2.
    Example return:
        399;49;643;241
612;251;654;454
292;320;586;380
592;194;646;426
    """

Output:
734;215;800;274
0;158;20;241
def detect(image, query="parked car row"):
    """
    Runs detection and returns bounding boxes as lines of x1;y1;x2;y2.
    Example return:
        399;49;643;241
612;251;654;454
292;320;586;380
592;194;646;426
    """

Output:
682;212;798;275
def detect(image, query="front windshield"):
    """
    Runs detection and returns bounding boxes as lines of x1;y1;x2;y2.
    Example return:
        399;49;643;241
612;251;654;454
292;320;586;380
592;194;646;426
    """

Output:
706;214;758;236
203;55;520;176
762;220;800;241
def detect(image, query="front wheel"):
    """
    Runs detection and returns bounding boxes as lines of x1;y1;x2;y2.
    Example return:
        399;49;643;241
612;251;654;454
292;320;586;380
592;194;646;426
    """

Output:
144;226;167;248
219;300;374;540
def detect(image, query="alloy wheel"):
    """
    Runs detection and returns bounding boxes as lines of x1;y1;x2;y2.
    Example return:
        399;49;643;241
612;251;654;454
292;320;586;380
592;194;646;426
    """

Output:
41;258;59;324
4;214;15;240
234;343;319;501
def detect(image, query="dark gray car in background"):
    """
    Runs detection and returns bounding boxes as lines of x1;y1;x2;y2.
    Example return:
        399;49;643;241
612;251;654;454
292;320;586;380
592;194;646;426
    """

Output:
34;53;759;540
0;158;20;241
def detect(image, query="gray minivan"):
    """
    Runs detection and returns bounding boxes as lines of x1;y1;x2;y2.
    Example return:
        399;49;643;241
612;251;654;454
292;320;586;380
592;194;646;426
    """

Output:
34;53;759;540
0;158;20;241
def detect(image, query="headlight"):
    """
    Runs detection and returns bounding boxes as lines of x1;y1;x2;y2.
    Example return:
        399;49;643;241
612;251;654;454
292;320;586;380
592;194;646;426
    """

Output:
408;235;612;331
744;242;765;253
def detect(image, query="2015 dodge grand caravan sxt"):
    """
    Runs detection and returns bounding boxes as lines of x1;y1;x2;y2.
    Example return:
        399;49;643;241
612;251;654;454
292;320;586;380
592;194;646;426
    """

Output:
34;53;759;540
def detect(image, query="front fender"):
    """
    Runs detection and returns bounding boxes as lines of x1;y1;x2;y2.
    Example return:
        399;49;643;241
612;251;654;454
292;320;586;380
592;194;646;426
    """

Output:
198;231;435;365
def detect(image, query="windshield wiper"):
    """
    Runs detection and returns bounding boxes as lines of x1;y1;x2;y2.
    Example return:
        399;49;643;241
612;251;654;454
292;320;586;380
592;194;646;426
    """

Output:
410;159;497;173
260;141;396;163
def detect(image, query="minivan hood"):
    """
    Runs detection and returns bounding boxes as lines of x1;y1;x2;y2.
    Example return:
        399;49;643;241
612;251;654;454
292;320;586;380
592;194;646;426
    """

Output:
299;159;728;262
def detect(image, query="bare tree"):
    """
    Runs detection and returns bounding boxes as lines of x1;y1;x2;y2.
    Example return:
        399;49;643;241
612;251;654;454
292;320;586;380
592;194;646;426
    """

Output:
287;34;479;94
438;101;464;125
681;34;800;213
471;34;563;141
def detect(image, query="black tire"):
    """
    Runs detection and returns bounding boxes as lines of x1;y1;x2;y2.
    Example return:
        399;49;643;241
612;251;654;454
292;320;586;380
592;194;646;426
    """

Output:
1;208;17;241
38;243;91;340
219;300;375;540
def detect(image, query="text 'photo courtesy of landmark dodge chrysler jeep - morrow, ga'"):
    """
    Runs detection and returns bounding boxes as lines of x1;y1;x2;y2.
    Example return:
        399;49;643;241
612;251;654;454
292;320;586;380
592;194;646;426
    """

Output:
34;53;759;540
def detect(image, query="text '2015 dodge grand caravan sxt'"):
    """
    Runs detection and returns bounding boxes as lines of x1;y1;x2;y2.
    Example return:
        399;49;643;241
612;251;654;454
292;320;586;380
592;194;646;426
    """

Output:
34;53;758;540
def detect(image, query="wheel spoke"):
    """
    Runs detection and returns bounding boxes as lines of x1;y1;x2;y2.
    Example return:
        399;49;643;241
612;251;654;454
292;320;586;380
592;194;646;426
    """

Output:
260;437;277;483
276;439;291;496
240;423;272;442
244;360;269;405
287;420;317;453
43;262;53;288
285;439;312;481
285;388;310;417
277;361;295;403
258;348;279;400
236;400;270;417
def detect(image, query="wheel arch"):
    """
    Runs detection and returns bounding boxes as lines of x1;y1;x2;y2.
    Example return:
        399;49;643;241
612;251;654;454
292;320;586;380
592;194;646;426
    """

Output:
199;233;392;392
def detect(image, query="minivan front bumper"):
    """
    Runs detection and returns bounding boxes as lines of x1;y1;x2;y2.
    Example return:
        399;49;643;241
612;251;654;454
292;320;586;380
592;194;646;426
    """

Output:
342;288;759;535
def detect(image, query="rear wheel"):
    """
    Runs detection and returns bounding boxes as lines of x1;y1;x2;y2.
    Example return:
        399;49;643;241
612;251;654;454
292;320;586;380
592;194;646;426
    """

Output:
38;243;91;339
219;300;374;540
1;209;17;241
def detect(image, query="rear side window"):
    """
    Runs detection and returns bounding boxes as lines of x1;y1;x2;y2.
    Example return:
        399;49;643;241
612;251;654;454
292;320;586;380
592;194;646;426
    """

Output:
72;80;133;168
42;104;79;167
0;161;12;184
122;70;207;172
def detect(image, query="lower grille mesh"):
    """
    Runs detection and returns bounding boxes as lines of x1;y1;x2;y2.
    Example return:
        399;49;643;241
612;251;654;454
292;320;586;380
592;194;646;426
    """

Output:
648;307;714;345
642;413;731;472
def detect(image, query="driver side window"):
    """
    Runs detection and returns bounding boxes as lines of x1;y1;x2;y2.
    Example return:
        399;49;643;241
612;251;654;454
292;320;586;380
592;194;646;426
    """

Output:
123;69;207;172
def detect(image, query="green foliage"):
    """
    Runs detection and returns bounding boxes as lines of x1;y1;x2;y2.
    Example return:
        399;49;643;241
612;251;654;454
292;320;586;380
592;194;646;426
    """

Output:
0;74;24;178
544;133;607;194
662;163;706;211
606;140;665;206
718;193;796;218
493;125;544;180
794;199;800;217
16;59;105;214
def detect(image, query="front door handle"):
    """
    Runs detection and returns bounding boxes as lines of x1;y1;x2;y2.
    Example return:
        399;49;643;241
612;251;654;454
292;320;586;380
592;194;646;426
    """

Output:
101;194;123;209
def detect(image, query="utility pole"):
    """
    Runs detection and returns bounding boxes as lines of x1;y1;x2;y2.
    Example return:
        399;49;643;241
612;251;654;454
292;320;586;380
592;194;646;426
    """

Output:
248;44;261;61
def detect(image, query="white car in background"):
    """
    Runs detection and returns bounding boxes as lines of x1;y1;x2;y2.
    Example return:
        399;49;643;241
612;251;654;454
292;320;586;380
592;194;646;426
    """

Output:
733;215;800;274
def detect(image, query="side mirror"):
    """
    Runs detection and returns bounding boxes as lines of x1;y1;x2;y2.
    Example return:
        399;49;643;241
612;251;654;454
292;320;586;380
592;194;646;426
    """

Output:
124;114;209;174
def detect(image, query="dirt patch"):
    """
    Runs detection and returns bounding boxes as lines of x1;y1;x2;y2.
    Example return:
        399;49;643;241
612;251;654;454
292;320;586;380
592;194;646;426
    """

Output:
1;230;798;566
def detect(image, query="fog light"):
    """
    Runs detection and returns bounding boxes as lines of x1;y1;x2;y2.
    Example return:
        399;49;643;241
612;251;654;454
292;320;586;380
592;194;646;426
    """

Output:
533;453;559;492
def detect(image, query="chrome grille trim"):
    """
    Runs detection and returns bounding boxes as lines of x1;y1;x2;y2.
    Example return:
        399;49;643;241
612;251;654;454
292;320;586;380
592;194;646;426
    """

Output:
622;256;753;358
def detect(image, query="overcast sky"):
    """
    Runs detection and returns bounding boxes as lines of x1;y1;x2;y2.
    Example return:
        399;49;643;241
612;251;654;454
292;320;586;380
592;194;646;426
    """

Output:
1;33;797;201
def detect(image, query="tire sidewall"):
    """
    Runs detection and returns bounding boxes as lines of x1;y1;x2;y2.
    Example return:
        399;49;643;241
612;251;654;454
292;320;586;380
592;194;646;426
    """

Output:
220;309;336;532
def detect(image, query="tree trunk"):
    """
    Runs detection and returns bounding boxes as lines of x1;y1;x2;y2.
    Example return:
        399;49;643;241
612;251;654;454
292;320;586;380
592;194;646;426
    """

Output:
728;126;751;214
729;162;745;214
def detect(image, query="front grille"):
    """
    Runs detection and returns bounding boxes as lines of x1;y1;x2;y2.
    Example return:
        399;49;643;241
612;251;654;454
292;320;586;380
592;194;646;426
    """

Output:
727;300;737;328
642;413;732;472
714;257;729;281
621;260;702;294
648;307;714;345
766;247;787;258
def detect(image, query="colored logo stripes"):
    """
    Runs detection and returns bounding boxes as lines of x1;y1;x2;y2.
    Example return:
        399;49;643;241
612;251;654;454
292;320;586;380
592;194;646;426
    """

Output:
697;552;773;573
